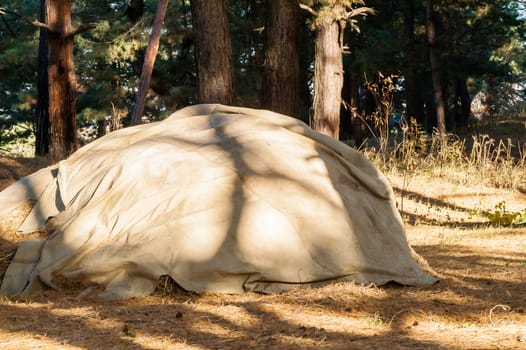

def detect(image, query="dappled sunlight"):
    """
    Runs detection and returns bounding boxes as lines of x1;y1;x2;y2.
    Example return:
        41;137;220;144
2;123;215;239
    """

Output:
0;269;524;349
0;105;435;299
0;105;524;349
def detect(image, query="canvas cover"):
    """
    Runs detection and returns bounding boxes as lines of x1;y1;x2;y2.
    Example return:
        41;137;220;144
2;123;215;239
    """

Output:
0;104;437;299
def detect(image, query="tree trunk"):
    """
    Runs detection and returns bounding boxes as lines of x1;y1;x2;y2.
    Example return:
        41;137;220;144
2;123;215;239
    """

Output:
261;0;300;117
191;0;234;104
125;0;144;22
130;0;169;125
48;0;77;160
311;17;343;140
402;0;424;124
298;10;314;122
426;0;446;136
454;78;471;128
35;0;50;156
483;75;496;119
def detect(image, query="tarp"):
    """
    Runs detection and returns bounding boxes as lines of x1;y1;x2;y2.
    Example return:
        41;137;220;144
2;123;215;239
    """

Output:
0;104;437;299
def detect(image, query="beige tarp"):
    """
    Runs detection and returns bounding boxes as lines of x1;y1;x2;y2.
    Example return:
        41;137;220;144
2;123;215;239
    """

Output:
0;104;437;299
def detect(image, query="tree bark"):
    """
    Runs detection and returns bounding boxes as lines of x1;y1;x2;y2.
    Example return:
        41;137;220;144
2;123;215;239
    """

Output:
311;16;343;139
261;0;300;117
402;0;424;124
125;0;144;22
130;0;169;125
454;78;471;128
35;0;50;156
47;0;77;160
483;74;496;119
191;0;234;104
426;0;446;136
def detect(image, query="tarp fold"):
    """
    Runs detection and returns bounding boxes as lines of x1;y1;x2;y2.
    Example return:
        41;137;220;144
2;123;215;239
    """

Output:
0;104;437;299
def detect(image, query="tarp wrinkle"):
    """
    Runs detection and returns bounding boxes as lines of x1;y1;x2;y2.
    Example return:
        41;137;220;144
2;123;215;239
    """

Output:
0;104;437;299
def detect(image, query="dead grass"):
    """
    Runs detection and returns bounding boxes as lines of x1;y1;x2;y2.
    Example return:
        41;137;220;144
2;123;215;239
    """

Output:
1;143;526;349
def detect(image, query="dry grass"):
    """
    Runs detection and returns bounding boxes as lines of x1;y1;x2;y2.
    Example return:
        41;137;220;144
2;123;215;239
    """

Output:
366;116;526;193
0;120;525;349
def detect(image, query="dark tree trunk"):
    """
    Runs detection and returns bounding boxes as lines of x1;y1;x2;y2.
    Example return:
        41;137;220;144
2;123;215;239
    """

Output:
298;10;314;122
340;49;367;145
454;78;471;128
483;75;496;119
426;0;446;135
312;17;343;140
35;0;50;156
402;0;425;124
191;0;234;104
48;0;77;160
130;0;169;125
262;0;300;117
442;79;456;131
347;76;369;146
125;0;144;22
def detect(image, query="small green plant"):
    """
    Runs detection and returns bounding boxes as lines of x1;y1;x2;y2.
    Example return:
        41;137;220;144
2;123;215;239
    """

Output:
0;121;35;157
365;312;384;326
484;201;526;226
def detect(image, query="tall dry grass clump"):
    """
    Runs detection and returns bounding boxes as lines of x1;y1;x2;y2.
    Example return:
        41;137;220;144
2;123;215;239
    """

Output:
354;73;525;192
365;124;526;192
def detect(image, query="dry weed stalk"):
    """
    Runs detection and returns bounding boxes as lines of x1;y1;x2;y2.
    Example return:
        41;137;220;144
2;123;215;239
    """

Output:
367;126;525;192
489;304;511;328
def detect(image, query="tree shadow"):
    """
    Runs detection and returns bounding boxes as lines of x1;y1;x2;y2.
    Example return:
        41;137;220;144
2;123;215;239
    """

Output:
392;186;496;228
1;107;523;349
0;286;454;349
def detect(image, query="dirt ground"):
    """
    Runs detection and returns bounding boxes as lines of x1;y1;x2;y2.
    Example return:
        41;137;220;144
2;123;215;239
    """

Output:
0;156;525;350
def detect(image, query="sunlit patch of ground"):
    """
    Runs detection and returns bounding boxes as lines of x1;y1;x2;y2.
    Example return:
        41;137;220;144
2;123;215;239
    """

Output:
0;157;525;349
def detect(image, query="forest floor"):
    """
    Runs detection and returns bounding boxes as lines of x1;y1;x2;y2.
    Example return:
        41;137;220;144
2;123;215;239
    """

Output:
0;122;525;349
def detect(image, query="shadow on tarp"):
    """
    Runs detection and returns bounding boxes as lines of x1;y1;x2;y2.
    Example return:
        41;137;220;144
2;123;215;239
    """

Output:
0;106;463;348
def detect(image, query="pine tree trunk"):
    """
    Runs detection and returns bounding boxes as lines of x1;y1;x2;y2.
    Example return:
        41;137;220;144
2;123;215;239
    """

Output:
130;0;169;125
402;0;424;124
426;0;446;136
454;78;471;128
35;0;50;156
191;0;234;104
262;0;300;117
311;17;343;139
483;75;496;119
48;0;77;160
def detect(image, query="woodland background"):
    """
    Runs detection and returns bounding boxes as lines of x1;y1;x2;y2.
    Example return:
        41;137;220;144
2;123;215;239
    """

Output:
0;0;525;160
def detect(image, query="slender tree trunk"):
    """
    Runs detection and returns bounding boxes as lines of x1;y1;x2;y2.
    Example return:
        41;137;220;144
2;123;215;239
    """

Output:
35;0;50;156
262;0;300;117
402;0;424;124
312;17;343;139
130;0;169;125
454;78;471;128
483;74;496;119
426;0;446;136
298;10;314;122
48;0;77;160
191;0;234;104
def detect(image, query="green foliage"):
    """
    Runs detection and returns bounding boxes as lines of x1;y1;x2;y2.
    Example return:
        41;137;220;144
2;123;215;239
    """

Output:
0;0;525;153
486;202;526;226
0;121;34;157
77;107;107;122
364;312;383;326
470;201;526;227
